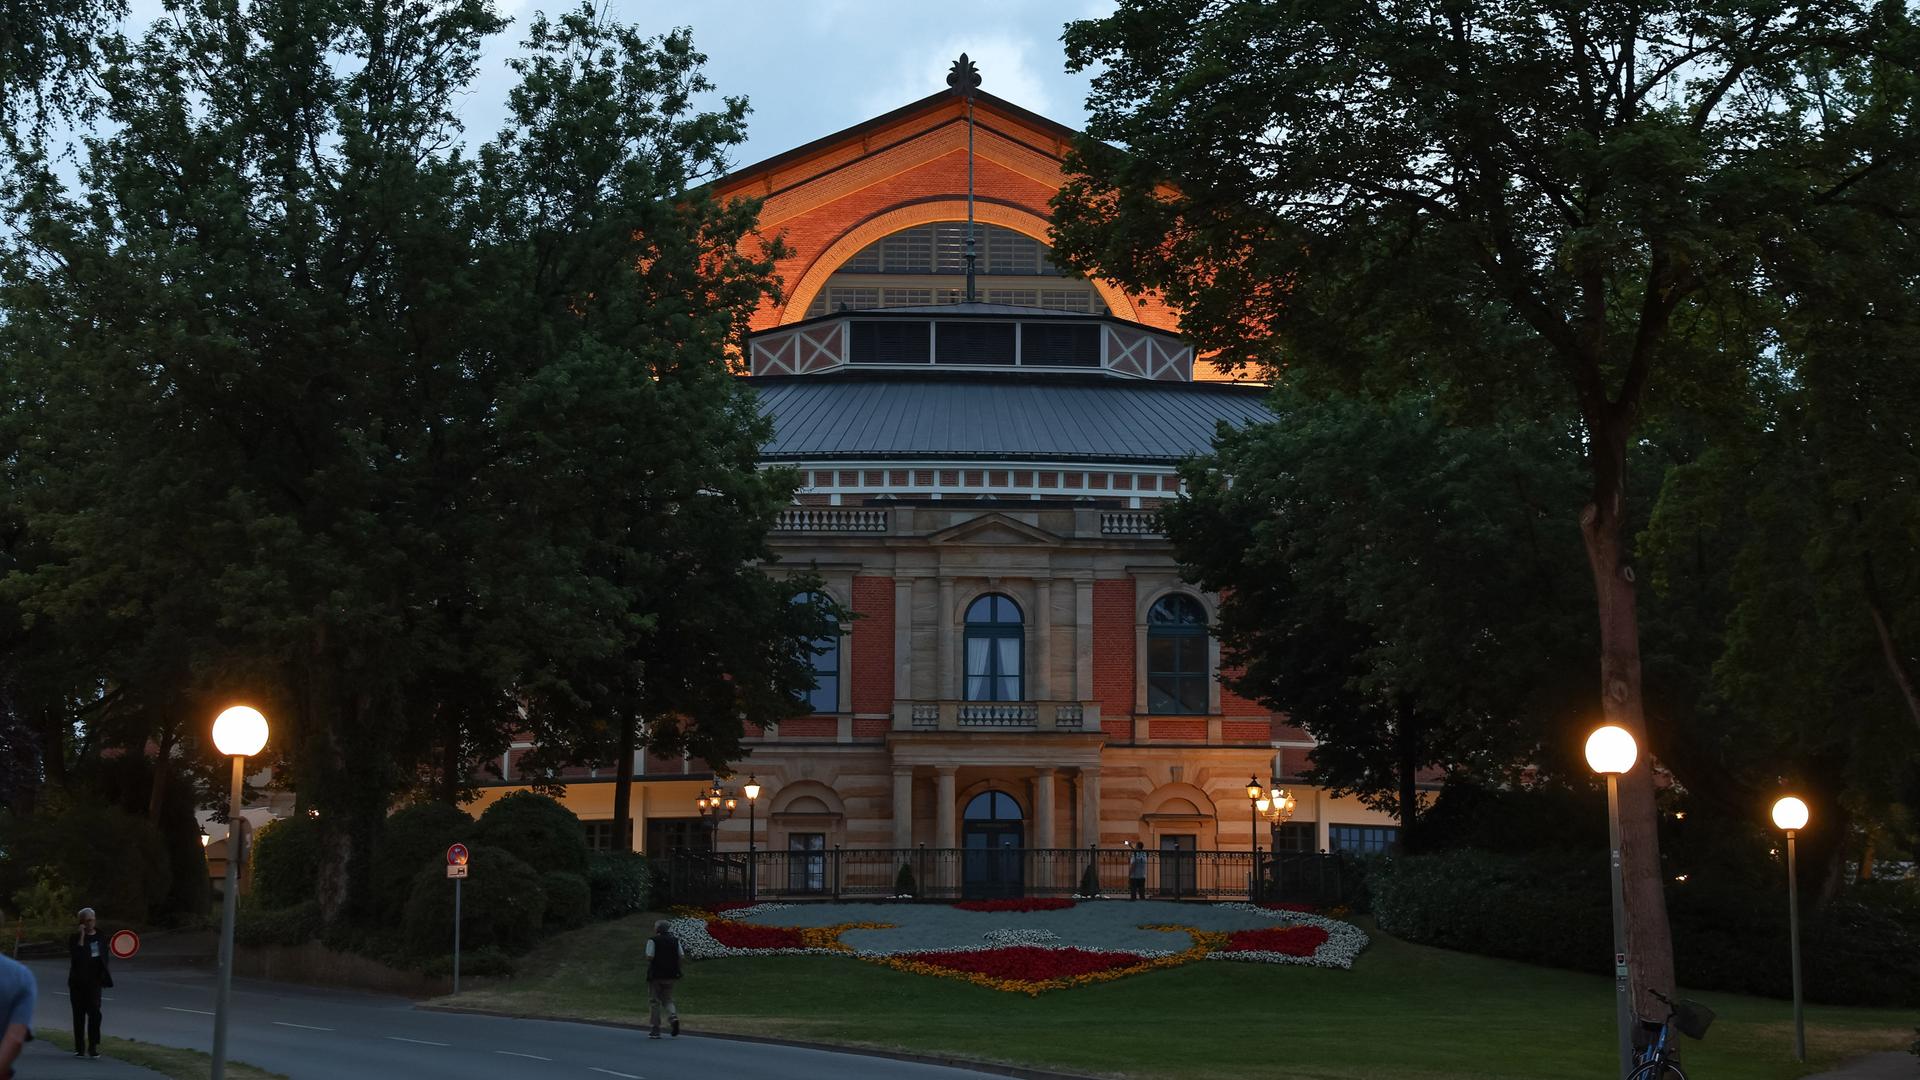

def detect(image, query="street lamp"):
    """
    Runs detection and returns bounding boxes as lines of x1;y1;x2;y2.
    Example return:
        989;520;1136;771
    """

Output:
1772;795;1810;1063
743;776;763;902
1585;724;1637;1080
1246;777;1264;902
695;783;735;851
1258;784;1296;901
211;706;268;1080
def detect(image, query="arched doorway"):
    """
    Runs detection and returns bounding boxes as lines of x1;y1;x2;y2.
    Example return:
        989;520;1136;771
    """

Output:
962;790;1024;899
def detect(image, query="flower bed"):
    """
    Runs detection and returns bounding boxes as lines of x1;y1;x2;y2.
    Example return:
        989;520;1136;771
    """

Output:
666;899;1369;989
951;897;1077;913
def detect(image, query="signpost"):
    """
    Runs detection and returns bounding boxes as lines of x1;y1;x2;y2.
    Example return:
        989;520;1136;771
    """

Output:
446;844;469;993
109;929;140;960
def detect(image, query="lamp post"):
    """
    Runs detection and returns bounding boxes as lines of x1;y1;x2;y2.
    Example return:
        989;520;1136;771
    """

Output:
210;706;268;1080
1259;784;1295;901
1245;777;1264;901
1585;725;1638;1080
1772;795;1810;1063
743;776;762;902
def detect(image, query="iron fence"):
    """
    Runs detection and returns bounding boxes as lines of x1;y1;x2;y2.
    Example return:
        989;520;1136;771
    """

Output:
654;846;1365;908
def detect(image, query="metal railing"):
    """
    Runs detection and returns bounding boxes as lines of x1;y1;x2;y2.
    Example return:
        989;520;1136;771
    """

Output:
654;847;1364;907
772;508;889;533
894;700;1100;733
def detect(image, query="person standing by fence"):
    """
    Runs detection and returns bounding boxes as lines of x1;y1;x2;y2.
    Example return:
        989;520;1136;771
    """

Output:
1128;841;1148;901
67;908;109;1058
644;920;682;1039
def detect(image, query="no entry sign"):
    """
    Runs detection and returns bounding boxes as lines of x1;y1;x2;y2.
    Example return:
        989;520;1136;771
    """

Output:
108;929;139;959
446;843;469;867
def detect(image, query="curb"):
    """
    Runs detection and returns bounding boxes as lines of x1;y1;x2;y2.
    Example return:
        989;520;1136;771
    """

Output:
416;1003;1107;1080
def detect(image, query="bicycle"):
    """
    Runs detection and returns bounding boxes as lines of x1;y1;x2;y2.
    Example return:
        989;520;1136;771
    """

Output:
1631;988;1716;1079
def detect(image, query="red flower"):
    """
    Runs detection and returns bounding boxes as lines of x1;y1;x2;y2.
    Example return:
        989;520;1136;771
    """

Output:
951;897;1078;913
706;920;807;949
1223;926;1329;956
902;946;1143;981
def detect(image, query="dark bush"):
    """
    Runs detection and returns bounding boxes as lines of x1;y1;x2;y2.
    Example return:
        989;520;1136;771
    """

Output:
418;946;515;979
0;802;172;924
234;898;323;947
470;792;588;877
541;871;591;931
1077;862;1100;897
1370;849;1611;971
401;844;546;954
894;863;916;897
587;853;650;920
248;816;323;909
373;802;474;920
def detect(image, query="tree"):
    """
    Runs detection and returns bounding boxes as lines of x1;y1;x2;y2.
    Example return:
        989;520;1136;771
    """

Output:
1165;391;1594;849
0;2;824;921
0;0;126;133
1054;1;1920;1005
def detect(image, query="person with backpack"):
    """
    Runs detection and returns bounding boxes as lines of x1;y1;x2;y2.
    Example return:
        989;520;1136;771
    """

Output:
643;920;682;1039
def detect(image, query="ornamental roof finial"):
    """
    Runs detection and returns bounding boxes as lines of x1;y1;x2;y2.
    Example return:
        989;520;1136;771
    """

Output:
946;53;982;97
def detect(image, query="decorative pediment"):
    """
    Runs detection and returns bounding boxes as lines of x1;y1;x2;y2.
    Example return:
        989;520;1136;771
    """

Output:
926;512;1061;547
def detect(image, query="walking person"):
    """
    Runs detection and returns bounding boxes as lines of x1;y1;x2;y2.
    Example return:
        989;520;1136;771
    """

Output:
0;952;34;1080
643;919;681;1040
1128;841;1148;901
68;907;110;1058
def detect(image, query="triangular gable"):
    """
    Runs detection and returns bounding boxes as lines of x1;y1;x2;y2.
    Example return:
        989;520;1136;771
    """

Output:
926;512;1062;547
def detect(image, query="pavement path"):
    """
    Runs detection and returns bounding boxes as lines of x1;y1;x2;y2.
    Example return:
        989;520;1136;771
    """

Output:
16;1036;166;1079
23;960;1006;1080
1806;1052;1915;1079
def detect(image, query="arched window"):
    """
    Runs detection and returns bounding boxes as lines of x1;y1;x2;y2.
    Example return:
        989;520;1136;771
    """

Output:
1147;594;1208;715
804;222;1109;317
795;592;839;714
964;790;1022;822
963;593;1023;701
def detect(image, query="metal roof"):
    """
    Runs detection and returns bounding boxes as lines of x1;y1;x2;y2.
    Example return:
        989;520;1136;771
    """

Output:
747;374;1273;464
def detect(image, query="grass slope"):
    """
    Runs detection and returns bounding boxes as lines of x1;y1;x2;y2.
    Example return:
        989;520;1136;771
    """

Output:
37;1029;287;1080
438;912;1913;1080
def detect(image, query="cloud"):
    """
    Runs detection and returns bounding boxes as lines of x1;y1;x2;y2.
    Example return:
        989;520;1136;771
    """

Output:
857;33;1056;118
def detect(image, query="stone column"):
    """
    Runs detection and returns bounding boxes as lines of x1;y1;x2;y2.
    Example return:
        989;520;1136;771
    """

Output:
1074;580;1094;699
892;766;914;850
1035;767;1057;850
935;766;957;848
894;579;914;701
1079;766;1103;847
1034;579;1053;700
937;578;956;699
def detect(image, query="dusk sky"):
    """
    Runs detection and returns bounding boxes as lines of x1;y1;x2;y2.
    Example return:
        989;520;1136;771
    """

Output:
118;0;1117;169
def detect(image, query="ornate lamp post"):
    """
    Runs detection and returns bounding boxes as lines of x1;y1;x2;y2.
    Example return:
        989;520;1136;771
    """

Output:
695;783;736;850
1771;796;1810;1062
1585;724;1638;1080
210;706;268;1080
743;776;763;902
1251;781;1295;901
1245;777;1264;901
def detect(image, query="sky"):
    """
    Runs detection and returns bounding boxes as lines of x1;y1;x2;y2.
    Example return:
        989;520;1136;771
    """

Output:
117;0;1118;169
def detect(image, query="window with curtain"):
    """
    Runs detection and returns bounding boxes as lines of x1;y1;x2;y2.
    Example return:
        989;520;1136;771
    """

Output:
795;593;839;713
963;594;1023;701
1147;594;1209;714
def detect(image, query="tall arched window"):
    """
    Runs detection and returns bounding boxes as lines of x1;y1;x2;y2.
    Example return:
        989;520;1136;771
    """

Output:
1147;594;1208;715
963;594;1023;701
795;592;839;714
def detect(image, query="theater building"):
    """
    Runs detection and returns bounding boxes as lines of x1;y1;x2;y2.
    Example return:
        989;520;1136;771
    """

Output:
470;73;1406;885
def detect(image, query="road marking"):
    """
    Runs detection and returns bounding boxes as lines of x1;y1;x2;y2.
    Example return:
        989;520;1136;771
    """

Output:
495;1050;552;1061
164;1007;215;1016
387;1036;451;1047
590;1069;643;1079
272;1021;334;1031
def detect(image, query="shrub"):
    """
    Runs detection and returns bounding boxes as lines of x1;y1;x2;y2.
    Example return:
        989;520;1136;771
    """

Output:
373;802;474;921
418;946;515;979
1370;849;1611;972
894;863;916;897
0;803;171;924
541;871;591;931
248;816;323;909
234;898;323;947
586;853;650;920
470;792;588;877
1077;863;1100;898
401;843;546;954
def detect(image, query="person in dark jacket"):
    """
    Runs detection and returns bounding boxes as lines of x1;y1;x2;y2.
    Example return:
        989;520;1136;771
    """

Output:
643;919;682;1039
68;907;110;1058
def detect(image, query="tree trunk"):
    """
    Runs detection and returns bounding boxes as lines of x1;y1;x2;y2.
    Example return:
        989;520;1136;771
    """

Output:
1579;451;1677;1017
146;725;175;823
439;717;462;805
1395;707;1421;854
1859;546;1920;736
610;707;637;852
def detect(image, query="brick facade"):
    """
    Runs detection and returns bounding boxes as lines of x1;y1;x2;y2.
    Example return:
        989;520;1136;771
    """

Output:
850;575;895;715
1091;578;1136;717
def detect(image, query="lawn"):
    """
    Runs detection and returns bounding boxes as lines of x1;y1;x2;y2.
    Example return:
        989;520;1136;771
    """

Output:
436;911;1915;1080
37;1029;287;1080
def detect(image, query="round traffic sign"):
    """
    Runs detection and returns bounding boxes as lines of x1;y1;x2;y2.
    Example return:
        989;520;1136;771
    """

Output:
109;929;139;960
447;842;469;867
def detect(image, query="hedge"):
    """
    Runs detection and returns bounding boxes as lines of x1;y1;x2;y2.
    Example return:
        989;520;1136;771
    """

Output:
248;816;323;910
401;843;546;954
373;802;474;921
541;871;591;931
234;898;324;948
0;803;172;924
586;853;650;920
470;792;588;877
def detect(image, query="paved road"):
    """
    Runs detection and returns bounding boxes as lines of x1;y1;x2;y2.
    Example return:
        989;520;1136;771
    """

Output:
25;960;1003;1080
